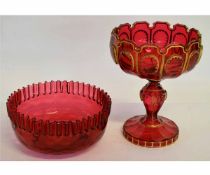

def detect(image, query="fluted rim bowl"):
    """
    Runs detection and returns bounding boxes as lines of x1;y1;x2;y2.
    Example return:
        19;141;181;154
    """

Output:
6;80;111;154
110;21;203;81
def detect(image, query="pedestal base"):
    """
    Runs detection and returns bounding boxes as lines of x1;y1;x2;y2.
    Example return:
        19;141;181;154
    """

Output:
123;115;179;148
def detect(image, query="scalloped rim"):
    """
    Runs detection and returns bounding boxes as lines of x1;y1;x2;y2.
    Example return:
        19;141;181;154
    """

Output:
111;21;202;51
6;80;112;137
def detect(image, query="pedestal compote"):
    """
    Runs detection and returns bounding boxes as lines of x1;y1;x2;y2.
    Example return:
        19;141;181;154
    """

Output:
110;21;202;147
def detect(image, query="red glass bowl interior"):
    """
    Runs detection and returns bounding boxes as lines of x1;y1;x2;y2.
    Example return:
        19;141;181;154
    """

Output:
110;21;202;81
6;81;111;154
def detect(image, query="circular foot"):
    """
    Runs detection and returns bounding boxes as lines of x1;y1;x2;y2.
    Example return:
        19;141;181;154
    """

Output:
123;115;179;148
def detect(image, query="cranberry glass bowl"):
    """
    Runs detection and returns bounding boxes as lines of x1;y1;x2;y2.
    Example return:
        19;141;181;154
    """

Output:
6;81;111;154
110;21;202;147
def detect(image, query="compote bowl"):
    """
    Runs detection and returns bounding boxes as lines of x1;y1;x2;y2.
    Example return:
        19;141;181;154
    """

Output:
110;21;202;147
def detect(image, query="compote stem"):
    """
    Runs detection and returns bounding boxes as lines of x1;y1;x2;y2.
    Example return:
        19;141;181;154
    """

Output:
140;81;167;126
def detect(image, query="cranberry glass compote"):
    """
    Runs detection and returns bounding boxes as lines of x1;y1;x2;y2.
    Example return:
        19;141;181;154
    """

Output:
110;22;202;147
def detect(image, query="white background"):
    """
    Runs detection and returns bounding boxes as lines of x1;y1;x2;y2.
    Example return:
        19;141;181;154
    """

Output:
1;16;210;160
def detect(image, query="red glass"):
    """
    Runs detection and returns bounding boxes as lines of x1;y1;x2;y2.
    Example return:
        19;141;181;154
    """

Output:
110;21;203;147
6;81;111;154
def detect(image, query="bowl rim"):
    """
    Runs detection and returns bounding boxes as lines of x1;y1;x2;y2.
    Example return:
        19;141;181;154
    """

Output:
111;21;202;54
